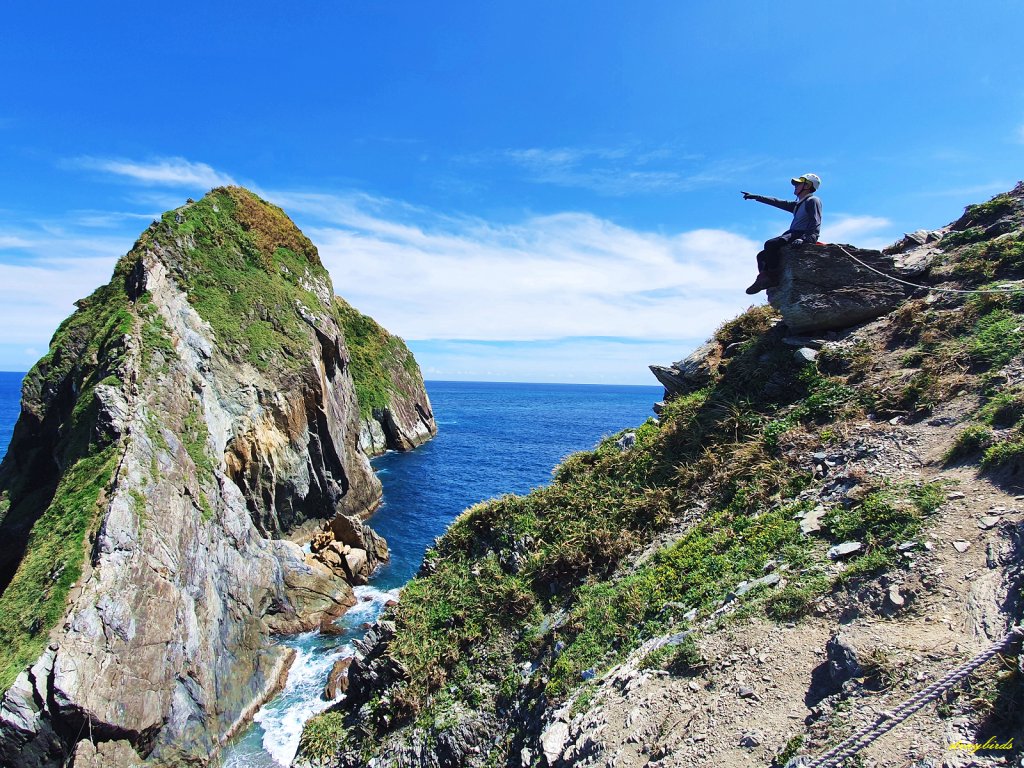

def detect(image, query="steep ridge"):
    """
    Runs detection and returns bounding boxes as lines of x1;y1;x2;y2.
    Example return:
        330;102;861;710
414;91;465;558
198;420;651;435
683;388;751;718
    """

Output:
0;187;435;767
335;298;435;458
296;184;1024;768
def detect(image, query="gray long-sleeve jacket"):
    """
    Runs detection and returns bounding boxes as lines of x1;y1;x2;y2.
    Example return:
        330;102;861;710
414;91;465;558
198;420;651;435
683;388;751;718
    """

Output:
748;194;822;242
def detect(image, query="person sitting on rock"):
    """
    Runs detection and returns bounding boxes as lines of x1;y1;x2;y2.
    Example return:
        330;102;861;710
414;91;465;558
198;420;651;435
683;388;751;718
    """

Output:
741;173;822;294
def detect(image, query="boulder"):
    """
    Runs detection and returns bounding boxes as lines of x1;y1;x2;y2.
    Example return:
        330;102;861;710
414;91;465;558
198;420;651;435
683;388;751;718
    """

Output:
323;656;354;700
826;631;862;686
766;243;909;334
267;540;356;634
72;739;142;768
342;548;370;585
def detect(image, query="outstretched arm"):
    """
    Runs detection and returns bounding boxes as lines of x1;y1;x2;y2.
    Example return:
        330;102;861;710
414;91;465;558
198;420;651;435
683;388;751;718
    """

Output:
741;192;797;213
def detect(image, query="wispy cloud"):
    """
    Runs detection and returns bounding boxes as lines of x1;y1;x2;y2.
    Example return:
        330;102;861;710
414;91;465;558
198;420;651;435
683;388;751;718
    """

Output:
0;235;34;250
464;144;764;196
0;160;887;380
0;255;123;344
821;214;894;249
275;189;762;346
70;156;236;188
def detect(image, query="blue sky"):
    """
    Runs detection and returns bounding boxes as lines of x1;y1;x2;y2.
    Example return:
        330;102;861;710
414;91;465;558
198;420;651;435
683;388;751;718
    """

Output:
2;2;1022;383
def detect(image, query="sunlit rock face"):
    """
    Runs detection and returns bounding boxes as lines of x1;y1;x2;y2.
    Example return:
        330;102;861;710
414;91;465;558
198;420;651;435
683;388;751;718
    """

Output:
0;187;433;767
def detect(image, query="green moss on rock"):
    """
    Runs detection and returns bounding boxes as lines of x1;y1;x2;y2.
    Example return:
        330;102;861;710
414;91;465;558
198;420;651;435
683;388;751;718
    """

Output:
154;187;331;371
335;297;423;419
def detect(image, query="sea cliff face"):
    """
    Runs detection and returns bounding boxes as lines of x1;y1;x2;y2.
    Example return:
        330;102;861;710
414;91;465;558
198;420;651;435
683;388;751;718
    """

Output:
0;187;433;767
335;298;436;457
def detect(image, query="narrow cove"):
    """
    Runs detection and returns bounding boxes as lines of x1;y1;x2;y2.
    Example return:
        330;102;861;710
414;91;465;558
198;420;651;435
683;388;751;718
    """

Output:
220;380;662;767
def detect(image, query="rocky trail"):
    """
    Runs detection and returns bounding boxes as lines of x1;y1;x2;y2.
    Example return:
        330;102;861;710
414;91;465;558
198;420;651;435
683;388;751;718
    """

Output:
540;351;1024;768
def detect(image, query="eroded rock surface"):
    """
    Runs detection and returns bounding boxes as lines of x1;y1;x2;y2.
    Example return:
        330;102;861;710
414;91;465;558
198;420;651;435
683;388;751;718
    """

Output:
0;188;432;767
766;243;910;333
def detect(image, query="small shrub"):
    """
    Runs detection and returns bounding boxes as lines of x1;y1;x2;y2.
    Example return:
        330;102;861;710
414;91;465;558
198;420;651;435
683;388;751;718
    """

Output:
775;734;805;767
765;575;830;621
941;227;986;250
979;388;1024;427
797;368;858;423
982;435;1024;469
640;635;704;676
946;424;995;462
298;711;347;764
762;417;797;453
968;309;1024;370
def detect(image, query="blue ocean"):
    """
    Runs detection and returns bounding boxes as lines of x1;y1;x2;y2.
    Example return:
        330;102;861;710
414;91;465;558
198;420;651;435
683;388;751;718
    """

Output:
0;376;662;766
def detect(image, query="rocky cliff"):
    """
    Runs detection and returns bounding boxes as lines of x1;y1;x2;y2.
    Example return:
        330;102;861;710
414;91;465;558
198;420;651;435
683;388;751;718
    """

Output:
296;184;1024;768
0;187;434;767
335;298;436;457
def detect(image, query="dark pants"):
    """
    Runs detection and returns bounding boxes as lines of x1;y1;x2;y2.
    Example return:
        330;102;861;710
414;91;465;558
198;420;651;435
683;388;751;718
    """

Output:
756;236;788;274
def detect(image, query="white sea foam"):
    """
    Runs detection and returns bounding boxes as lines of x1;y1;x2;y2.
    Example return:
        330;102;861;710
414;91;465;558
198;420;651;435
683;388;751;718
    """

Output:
248;587;400;766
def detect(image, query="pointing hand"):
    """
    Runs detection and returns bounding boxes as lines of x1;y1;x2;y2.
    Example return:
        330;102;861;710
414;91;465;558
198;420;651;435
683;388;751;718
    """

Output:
741;191;753;200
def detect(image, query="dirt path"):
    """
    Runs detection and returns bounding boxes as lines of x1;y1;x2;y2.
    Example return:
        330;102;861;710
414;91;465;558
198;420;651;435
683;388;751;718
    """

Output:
546;401;1024;768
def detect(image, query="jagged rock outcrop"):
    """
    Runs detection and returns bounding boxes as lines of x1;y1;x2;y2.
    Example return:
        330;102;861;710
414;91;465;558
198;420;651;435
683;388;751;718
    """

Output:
649;341;721;399
307;512;391;585
766;243;911;333
335;298;436;457
0;187;433;767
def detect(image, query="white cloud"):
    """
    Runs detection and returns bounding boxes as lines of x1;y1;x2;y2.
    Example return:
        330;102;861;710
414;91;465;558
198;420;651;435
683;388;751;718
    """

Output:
821;214;894;248
0;235;33;249
71;210;160;228
466;144;762;196
0;256;121;344
274;190;762;347
71;156;236;188
0;175;888;381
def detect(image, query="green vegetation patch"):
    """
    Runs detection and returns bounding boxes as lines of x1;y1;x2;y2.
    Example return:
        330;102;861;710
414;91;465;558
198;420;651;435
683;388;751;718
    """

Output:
0;446;119;691
138;292;176;374
968;309;1024;370
545;494;807;696
335;298;423;418
379;306;856;719
155;188;332;370
298;711;349;765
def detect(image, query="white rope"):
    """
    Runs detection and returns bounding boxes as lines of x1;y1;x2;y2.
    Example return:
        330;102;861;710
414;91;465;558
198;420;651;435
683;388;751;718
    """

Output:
788;625;1024;768
836;244;1024;295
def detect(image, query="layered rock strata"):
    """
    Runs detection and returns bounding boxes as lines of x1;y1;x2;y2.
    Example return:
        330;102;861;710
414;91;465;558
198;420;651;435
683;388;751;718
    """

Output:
0;187;431;767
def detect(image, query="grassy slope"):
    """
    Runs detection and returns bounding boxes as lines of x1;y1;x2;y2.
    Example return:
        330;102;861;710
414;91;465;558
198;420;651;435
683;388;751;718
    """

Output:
151;187;335;371
302;186;1024;764
0;258;136;690
335;297;424;420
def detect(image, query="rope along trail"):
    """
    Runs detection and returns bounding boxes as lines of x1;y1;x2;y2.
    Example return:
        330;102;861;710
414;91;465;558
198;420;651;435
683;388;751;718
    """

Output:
835;244;1024;295
788;625;1024;768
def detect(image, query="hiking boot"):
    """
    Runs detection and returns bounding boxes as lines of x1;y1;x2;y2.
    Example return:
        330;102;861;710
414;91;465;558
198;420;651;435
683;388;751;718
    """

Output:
745;272;770;294
745;270;781;294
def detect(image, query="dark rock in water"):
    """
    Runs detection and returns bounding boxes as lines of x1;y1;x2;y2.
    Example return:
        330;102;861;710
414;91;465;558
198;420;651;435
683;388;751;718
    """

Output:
649;341;721;398
323;656;353;700
766;243;909;334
